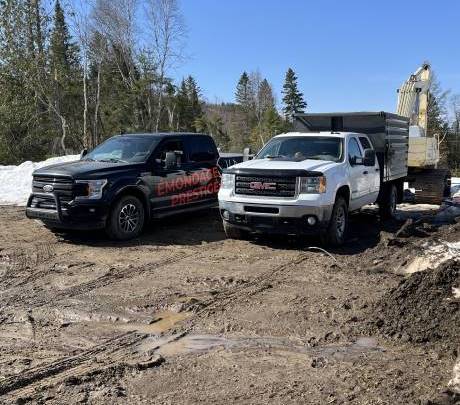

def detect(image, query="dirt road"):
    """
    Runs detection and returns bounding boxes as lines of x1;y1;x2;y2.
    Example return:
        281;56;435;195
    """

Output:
0;206;458;404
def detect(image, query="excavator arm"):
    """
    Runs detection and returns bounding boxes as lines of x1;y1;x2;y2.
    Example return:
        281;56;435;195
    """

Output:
397;64;450;204
396;63;431;133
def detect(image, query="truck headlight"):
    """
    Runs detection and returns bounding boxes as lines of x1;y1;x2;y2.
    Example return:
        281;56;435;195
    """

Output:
220;173;235;190
75;179;108;200
298;176;326;194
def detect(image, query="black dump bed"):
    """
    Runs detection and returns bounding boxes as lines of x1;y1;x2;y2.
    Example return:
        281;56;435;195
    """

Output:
293;112;409;182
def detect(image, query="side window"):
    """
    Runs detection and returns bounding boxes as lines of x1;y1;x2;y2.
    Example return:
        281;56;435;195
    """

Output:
359;136;372;150
258;140;281;159
186;136;217;162
154;140;185;166
348;138;363;165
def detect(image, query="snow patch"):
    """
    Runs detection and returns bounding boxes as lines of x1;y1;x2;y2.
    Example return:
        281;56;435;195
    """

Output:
453;287;460;299
402;242;460;275
449;359;460;394
0;155;79;206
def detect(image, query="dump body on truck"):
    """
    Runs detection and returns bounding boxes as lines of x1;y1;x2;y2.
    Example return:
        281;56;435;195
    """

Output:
293;112;409;184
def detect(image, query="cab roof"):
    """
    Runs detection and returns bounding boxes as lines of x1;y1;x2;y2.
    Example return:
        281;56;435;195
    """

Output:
274;131;366;139
114;132;211;138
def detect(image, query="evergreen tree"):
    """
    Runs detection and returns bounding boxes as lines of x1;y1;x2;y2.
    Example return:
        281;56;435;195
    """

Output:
235;71;251;109
49;0;82;153
282;68;306;120
258;79;275;116
50;0;80;80
186;75;203;130
175;78;188;130
426;77;449;167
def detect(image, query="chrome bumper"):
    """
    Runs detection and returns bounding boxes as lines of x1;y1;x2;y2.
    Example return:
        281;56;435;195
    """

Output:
219;200;333;222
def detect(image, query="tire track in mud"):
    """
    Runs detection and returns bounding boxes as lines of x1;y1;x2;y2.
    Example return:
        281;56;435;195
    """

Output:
3;249;199;309
0;331;164;400
186;252;314;321
0;251;314;400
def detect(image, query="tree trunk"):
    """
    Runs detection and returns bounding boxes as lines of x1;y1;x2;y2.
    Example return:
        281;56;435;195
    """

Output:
60;115;67;155
167;104;175;130
155;84;164;132
94;63;102;147
83;61;89;148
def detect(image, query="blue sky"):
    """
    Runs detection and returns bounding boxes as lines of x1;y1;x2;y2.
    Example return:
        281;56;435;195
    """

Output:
174;0;460;114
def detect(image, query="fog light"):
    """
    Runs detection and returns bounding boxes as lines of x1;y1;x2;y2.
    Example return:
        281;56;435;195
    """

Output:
222;210;230;220
89;208;96;213
307;216;317;226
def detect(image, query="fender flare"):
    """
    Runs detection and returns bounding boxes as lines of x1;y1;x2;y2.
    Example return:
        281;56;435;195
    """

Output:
111;184;151;221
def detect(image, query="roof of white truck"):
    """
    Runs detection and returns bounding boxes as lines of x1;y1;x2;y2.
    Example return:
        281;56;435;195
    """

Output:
275;131;360;138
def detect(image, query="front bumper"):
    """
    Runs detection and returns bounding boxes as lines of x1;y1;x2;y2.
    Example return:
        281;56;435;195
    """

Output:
219;200;332;235
26;192;109;230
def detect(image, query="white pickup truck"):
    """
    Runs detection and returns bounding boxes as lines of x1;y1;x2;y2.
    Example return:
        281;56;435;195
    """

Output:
219;112;410;246
218;117;412;246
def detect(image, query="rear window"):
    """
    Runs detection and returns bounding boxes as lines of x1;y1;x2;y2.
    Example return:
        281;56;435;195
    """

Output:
185;136;217;162
359;136;372;150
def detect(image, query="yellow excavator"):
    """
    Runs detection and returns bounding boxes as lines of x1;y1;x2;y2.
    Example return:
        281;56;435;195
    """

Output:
397;63;451;204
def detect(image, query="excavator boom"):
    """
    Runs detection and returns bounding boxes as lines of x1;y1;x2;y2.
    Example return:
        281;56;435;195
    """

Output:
397;63;431;132
397;63;450;204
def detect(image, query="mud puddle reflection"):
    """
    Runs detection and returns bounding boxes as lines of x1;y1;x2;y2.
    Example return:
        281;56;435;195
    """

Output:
139;334;384;362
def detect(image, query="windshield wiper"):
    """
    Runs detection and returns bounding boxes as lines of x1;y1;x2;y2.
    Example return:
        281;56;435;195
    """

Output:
98;158;128;163
264;155;285;159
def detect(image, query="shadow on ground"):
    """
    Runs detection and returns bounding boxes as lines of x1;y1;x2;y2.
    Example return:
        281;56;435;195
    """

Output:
55;204;449;254
56;207;226;247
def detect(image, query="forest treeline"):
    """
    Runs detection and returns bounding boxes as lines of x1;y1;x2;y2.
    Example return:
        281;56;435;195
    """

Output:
0;0;459;170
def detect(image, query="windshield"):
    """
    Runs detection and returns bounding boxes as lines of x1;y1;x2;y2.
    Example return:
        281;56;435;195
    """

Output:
84;136;159;163
257;136;344;162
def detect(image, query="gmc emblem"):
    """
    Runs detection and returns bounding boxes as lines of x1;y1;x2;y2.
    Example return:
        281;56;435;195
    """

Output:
249;182;276;191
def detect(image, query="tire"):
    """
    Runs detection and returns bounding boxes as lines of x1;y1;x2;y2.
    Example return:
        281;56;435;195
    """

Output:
379;183;397;220
322;196;348;247
223;221;247;240
106;195;145;240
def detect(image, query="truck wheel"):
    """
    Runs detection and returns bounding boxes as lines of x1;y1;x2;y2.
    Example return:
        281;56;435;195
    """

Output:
379;184;397;220
106;195;145;240
322;196;348;247
223;221;247;240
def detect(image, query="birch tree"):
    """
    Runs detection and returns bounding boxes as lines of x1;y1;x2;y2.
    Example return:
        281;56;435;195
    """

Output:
145;0;186;131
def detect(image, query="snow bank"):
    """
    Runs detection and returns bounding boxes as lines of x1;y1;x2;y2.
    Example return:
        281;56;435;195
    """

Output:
452;177;460;199
0;155;79;206
450;359;460;394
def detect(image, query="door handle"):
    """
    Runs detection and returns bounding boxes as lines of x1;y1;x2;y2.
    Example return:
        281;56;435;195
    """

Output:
363;170;368;175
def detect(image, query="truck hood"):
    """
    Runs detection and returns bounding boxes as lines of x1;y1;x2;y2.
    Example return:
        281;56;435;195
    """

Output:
227;158;339;173
33;159;144;179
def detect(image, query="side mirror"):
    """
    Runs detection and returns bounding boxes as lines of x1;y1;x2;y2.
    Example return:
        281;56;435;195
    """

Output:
80;149;88;159
349;156;362;166
363;149;376;166
164;151;178;169
243;147;252;162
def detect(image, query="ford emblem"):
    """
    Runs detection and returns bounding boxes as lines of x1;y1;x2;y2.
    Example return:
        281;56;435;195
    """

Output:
43;184;54;193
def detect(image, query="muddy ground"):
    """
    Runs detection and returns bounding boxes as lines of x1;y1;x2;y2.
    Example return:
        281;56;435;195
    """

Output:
0;205;459;404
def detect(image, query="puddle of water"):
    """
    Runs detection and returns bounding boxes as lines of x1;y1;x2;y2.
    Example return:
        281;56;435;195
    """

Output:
157;335;232;356
139;333;383;361
116;311;190;334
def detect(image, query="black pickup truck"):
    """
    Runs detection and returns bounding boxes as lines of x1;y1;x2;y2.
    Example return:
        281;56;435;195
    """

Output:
26;133;221;240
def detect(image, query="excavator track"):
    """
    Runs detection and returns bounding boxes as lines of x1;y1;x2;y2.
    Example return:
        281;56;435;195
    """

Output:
411;169;451;205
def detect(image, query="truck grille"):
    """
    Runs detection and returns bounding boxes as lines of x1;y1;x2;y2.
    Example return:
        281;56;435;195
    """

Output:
31;175;75;210
235;175;297;197
33;176;74;196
